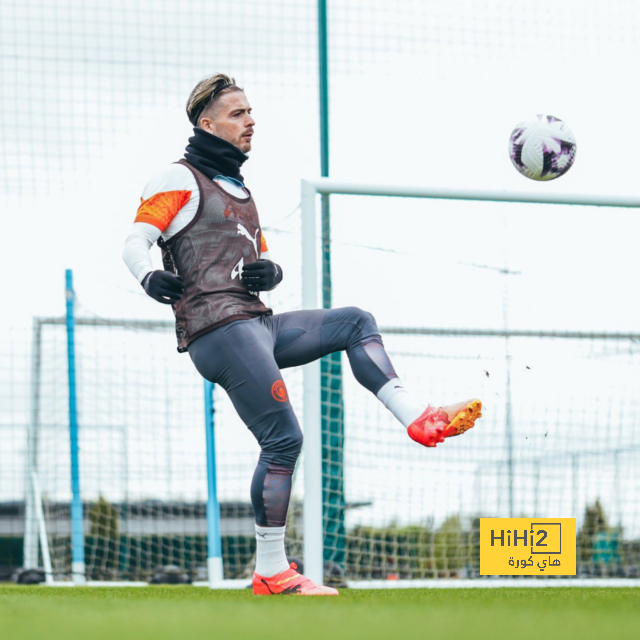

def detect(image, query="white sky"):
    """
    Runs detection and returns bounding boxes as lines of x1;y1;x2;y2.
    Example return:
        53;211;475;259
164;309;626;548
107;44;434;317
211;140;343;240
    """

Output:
1;0;640;536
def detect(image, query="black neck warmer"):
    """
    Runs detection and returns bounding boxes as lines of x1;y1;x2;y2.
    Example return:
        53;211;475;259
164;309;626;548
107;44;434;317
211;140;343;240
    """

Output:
184;127;248;183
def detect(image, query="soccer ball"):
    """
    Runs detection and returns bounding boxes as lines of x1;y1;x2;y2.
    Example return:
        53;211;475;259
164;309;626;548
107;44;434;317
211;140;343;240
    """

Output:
508;114;576;181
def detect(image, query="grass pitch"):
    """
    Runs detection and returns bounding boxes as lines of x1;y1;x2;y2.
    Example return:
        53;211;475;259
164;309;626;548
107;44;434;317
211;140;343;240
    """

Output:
1;586;639;640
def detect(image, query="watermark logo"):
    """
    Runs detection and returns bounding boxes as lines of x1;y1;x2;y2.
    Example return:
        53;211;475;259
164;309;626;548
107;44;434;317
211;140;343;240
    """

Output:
480;518;576;575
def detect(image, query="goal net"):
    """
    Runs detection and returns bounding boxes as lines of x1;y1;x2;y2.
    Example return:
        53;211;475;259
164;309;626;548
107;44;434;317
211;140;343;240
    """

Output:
300;182;640;585
2;184;640;587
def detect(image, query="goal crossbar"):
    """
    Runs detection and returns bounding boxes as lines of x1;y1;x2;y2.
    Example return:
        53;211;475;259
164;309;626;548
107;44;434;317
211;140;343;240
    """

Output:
302;179;640;207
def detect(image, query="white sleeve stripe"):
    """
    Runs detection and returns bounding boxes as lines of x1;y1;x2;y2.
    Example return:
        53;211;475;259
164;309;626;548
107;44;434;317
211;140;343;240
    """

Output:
142;163;197;200
123;222;162;284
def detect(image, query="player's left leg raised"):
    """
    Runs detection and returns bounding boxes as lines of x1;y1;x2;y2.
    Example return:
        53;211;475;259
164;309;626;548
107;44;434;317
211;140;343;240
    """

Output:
271;307;483;449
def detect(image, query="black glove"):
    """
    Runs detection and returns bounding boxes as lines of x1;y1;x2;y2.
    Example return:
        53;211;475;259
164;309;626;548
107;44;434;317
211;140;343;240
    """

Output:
241;259;283;292
141;270;185;304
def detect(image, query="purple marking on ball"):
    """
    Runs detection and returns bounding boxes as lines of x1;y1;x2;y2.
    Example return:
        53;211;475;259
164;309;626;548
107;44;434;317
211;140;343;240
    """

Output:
540;139;576;178
509;128;526;169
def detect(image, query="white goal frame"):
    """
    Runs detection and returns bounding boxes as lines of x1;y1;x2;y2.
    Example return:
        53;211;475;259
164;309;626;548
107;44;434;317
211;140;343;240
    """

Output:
300;177;640;588
26;181;640;589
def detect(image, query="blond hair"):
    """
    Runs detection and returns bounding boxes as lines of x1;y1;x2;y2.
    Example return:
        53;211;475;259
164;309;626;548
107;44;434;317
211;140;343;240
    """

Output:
186;73;244;126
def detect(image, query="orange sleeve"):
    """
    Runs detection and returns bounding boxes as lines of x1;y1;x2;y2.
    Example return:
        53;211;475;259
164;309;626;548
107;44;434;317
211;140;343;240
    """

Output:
134;190;191;232
260;232;269;253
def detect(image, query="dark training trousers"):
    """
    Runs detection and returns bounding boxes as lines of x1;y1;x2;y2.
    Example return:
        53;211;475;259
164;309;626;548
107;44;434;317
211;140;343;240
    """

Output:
188;307;398;527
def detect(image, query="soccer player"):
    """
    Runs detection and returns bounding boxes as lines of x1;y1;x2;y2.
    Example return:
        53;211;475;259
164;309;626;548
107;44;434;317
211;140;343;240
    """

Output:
123;74;482;596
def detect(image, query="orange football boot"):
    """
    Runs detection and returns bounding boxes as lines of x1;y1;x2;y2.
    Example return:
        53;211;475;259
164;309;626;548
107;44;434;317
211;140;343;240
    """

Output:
253;563;339;596
408;399;482;448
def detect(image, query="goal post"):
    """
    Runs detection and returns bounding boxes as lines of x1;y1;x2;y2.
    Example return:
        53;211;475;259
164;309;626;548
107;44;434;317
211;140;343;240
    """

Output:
65;270;86;585
300;177;640;587
9;182;640;588
24;289;227;587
